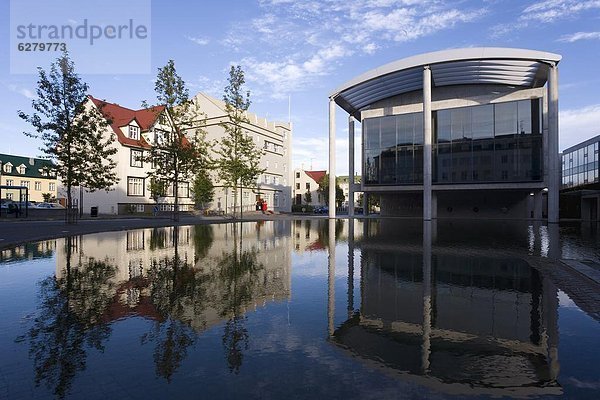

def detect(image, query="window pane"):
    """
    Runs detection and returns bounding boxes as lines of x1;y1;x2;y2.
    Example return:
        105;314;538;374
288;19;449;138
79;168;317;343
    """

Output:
451;108;471;141
495;102;518;136
364;118;380;150
380;116;396;148
436;110;451;143
517;100;532;134
472;105;494;139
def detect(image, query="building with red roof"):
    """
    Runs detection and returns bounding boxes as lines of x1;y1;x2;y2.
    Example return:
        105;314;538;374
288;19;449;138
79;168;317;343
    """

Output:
67;93;292;215
293;169;327;207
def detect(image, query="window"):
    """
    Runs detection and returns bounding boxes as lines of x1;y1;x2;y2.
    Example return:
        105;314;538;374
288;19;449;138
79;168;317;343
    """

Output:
3;163;12;173
273;194;279;207
17;165;26;174
129;125;140;140
6;179;13;186
126;230;145;251
21;181;30;189
296;183;300;190
306;182;310;190
49;182;56;191
154;129;166;145
127;177;145;196
177;182;189;198
6;193;13;200
296;172;300;178
130;149;143;167
34;181;41;191
263;175;269;184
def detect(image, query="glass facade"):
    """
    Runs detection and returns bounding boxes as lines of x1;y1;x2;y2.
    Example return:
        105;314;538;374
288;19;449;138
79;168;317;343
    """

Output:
363;99;543;185
562;138;599;188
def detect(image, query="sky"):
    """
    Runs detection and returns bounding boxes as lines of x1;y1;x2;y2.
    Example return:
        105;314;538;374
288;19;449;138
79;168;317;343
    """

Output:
1;0;600;175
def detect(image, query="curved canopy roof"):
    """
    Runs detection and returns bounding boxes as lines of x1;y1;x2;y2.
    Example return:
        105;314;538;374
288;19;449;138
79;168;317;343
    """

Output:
331;47;561;118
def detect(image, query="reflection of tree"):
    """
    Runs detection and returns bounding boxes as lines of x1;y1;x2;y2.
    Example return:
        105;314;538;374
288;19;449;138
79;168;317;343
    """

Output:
143;226;212;381
23;236;116;399
317;219;344;247
193;224;214;261
217;223;263;374
149;227;170;250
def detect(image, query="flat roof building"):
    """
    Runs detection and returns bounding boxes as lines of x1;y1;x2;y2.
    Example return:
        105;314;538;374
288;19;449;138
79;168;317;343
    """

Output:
560;134;599;220
328;47;561;221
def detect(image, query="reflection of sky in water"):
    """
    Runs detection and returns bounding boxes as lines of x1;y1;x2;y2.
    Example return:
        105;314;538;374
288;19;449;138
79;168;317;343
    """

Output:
0;219;598;399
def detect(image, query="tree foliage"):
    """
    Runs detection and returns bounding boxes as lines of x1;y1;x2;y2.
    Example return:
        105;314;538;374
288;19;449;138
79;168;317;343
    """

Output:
18;52;118;223
213;66;264;218
143;60;211;220
192;170;214;209
317;174;344;206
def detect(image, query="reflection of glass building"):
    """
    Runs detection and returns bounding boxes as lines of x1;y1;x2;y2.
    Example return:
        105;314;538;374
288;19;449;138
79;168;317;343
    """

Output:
328;220;561;397
328;48;561;221
560;135;599;220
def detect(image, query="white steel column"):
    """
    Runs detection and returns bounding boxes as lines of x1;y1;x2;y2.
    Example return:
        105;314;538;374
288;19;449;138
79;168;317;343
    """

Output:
327;218;336;336
329;99;336;219
548;63;559;223
423;66;433;221
348;116;355;217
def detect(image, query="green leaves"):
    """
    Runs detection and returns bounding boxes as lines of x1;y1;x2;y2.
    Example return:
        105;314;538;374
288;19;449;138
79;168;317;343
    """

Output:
213;65;265;217
19;52;118;222
143;60;211;220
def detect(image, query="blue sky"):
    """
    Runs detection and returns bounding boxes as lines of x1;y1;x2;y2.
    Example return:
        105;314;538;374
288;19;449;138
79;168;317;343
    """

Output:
1;0;600;174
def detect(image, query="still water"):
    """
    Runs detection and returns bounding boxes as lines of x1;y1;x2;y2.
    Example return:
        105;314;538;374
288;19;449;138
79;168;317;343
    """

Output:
0;219;599;399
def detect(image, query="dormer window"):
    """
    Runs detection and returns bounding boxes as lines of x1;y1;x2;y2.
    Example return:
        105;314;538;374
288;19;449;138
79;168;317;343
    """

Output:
129;125;140;140
17;164;26;174
3;163;12;173
154;129;166;145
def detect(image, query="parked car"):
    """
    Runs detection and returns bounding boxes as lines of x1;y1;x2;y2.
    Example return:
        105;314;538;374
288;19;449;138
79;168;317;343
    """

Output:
0;199;14;209
314;206;329;214
35;202;65;209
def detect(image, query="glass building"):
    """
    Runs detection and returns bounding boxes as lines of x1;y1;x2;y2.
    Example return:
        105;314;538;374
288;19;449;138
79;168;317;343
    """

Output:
363;99;543;185
560;135;599;220
561;135;599;189
328;48;561;221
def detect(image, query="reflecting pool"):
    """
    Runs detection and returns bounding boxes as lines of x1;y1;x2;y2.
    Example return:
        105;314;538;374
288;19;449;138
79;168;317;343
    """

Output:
0;219;599;399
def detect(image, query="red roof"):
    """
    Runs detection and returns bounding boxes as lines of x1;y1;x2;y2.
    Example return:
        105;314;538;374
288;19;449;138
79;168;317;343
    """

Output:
305;170;327;184
89;95;165;149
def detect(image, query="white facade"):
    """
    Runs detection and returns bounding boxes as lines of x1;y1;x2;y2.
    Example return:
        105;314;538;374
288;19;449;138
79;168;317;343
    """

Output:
193;93;292;214
71;93;292;215
292;169;326;207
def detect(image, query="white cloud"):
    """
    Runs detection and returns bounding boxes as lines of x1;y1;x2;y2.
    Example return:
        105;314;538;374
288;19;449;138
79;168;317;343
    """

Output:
292;133;362;175
559;103;600;151
492;0;600;37
227;0;485;98
522;0;600;23
185;35;209;45
8;84;35;100
558;31;600;42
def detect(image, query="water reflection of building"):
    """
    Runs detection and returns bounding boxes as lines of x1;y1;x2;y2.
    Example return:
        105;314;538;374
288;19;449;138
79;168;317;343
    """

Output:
329;220;562;397
54;221;292;332
0;240;55;263
292;219;364;253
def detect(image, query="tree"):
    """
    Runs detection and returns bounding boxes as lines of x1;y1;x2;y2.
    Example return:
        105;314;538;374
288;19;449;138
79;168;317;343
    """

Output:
317;174;344;207
143;60;211;221
192;170;214;210
19;53;118;223
213;66;264;219
303;190;312;204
